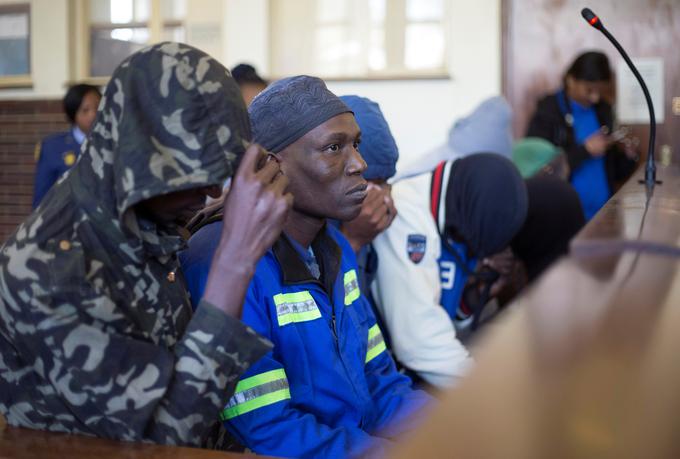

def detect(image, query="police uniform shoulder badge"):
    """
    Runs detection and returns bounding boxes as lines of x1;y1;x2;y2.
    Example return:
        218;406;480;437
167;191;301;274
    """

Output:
63;151;76;166
34;142;42;161
406;234;426;264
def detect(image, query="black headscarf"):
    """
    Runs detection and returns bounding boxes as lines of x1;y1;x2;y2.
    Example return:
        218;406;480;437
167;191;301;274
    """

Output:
444;153;528;258
511;176;585;281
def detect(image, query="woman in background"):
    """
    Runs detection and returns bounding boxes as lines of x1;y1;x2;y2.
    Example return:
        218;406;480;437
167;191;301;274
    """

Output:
32;83;101;208
526;51;637;220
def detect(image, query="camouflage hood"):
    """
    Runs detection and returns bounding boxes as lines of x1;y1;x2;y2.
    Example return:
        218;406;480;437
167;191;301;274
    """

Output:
0;41;252;348
70;41;250;256
0;43;271;445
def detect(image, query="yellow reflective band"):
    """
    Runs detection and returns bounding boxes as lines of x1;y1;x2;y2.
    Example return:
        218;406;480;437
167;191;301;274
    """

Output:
366;324;387;363
344;269;360;305
234;369;287;393
273;291;321;326
220;369;291;420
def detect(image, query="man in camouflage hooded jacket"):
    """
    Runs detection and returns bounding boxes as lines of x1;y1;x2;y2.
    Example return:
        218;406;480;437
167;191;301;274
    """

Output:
0;42;290;447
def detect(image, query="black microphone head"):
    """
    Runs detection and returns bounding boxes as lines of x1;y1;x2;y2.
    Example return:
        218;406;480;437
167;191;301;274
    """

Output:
581;8;602;28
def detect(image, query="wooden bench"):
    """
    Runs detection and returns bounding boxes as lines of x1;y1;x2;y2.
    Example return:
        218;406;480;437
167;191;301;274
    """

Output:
392;165;680;458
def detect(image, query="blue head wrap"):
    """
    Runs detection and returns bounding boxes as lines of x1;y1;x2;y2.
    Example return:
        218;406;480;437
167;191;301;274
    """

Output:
340;95;399;180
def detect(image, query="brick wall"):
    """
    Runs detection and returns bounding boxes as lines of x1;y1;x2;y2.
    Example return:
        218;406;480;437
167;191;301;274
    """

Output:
0;100;69;242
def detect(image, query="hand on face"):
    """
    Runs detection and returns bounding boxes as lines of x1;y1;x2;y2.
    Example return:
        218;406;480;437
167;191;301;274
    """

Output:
203;143;292;319
481;248;517;298
482;248;515;277
215;143;293;270
340;182;397;253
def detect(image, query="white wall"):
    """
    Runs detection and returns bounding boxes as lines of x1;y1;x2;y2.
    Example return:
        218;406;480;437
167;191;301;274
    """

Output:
185;0;224;65
222;0;269;74
0;0;502;169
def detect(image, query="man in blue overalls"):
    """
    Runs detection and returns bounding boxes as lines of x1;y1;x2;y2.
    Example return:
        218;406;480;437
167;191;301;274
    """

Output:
180;76;431;459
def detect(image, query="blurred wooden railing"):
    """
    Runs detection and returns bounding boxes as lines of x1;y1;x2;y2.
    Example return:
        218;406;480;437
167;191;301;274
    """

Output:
391;164;680;458
0;413;263;458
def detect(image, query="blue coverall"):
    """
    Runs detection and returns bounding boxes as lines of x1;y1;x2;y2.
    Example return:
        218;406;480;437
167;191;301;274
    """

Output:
33;129;82;208
180;223;432;458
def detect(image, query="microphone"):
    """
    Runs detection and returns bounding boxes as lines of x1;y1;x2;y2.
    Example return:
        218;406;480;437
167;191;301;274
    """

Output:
581;7;659;190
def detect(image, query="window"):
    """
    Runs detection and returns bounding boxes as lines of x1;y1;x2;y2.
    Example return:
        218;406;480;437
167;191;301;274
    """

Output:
404;0;446;71
77;0;186;80
0;3;31;87
89;0;150;77
270;0;449;79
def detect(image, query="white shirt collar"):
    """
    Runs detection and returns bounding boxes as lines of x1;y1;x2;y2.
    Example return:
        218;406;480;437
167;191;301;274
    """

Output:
72;125;86;144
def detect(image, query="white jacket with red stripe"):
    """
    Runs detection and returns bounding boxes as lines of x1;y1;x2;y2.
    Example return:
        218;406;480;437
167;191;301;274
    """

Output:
371;162;473;388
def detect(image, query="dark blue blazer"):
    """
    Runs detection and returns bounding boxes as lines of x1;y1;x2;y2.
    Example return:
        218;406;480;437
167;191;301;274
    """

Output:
33;130;81;208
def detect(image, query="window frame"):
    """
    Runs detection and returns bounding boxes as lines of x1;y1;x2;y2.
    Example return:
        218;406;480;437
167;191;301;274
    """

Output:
268;0;451;81
0;3;32;89
70;0;184;85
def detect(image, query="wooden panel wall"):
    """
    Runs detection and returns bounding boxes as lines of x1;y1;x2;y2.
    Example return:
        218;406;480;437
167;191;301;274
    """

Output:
503;0;680;163
0;100;68;242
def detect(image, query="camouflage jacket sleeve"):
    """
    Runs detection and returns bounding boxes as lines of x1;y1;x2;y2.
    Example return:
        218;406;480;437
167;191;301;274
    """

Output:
1;273;271;446
147;299;273;445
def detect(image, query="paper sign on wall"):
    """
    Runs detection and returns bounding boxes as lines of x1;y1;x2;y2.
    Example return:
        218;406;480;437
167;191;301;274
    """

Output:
616;58;664;124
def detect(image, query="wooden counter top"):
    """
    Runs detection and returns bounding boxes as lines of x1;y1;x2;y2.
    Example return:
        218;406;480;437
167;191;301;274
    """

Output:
573;166;680;255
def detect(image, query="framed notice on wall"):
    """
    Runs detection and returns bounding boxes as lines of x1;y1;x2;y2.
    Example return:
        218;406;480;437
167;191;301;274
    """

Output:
0;4;31;87
616;57;665;124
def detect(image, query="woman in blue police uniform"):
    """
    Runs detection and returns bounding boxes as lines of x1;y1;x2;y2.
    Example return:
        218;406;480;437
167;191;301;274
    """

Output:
32;84;101;208
181;76;431;459
526;51;637;220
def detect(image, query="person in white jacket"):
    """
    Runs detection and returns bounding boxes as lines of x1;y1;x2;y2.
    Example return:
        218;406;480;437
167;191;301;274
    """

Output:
371;154;528;388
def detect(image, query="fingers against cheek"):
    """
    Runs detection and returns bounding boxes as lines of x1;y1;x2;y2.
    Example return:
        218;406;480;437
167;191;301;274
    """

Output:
257;159;282;183
364;190;385;214
284;193;294;207
269;173;289;194
240;143;265;176
377;210;392;231
384;195;393;212
370;203;389;225
386;207;396;226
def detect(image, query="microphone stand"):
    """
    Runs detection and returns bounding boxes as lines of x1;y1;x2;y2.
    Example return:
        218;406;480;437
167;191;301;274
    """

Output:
581;8;660;191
